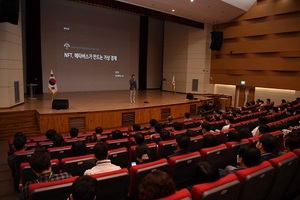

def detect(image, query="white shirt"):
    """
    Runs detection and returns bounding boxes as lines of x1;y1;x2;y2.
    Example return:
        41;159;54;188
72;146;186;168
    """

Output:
251;126;259;136
84;159;121;175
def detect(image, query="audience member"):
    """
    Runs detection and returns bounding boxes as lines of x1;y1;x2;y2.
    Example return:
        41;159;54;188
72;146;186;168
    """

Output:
68;175;97;200
186;130;197;137
134;132;145;146
193;161;220;185
256;133;277;163
85;134;97;143
172;122;182;131
283;129;300;152
135;145;151;164
52;133;64;147
252;116;267;136
201;122;212;134
71;141;87;156
184;112;192;122
138;170;176;200
168;135;190;158
154;122;163;134
94;126;103;141
70;127;79;138
203;134;219;148
111;129;123;139
45;129;57;140
133;123;141;131
218;145;261;177
159;129;171;141
221;116;234;131
149;118;158;130
226;130;242;142
20;150;72;200
239;127;252;139
84;142;120;175
258;124;270;135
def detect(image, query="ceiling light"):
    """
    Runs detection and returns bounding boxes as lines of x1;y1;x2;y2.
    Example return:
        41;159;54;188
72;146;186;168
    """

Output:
172;9;175;12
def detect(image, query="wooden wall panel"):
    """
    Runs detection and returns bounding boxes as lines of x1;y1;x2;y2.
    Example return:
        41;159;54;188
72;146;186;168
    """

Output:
211;0;300;90
37;101;204;134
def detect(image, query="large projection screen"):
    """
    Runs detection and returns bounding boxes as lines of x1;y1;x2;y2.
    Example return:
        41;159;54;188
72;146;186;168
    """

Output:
40;0;140;93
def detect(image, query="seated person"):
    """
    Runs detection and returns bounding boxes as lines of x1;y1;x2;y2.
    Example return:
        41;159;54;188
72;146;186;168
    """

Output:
256;133;277;163
281;129;300;154
154;123;163;134
111;129;123;139
172;122;183;131
239;127;252;139
184;112;193;122
84;142;121;175
226;130;242;142
134;132;145;146
218;145;261;177
134;145;151;165
70;127;79;138
85;134;97;143
132;123;141;131
168;135;190;158
52;133;64;147
159;129;171;141
251;116;267;136
45;129;57;140
201;122;213;134
71;141;87;156
68;175;97;200
94;126;103;141
20;151;72;200
221;116;234;131
186;130;197;137
163;116;173;127
138;170;176;200
193;161;220;185
203;134;219;148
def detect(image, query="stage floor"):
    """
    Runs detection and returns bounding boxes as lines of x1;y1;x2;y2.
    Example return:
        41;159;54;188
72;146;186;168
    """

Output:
1;90;209;114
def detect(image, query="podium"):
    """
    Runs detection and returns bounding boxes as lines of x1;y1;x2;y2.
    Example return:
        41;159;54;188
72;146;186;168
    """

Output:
27;83;38;100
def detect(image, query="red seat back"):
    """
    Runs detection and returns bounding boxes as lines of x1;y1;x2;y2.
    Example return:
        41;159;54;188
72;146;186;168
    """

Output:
158;188;192;200
200;144;228;169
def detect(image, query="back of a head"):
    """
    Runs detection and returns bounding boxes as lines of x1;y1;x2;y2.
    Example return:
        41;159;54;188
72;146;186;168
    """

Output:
52;133;64;147
176;135;190;150
239;127;252;139
134;132;145;146
201;122;211;132
93;142;108;160
184;112;190;119
154;123;163;134
259;133;276;153
172;122;182;130
111;130;123;139
258;124;270;134
133;124;141;131
45;129;57;140
71;175;97;200
203;134;219;148
70;128;79;138
13;133;27;151
85;134;97;143
186;130;197;137
149;118;158;127
167;116;173;122
135;145;150;163
71;141;87;156
226;130;242;142
285;130;300;151
239;145;261;167
29;151;51;173
95;126;103;134
194;161;220;184
138;170;176;200
160;129;171;141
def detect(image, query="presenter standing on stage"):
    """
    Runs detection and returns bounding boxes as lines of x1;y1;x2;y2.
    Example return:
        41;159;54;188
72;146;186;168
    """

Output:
129;74;137;103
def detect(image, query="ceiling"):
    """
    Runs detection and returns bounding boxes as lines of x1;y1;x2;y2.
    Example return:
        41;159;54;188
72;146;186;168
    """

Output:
116;0;257;24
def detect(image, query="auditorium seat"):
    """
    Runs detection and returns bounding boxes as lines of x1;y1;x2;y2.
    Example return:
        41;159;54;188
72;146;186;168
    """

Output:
268;130;284;155
91;168;130;200
248;135;261;143
266;152;299;200
150;133;161;144
168;151;201;189
28;176;78;200
236;161;275;200
61;154;95;176
48;145;72;160
191;174;240;200
225;139;250;166
188;135;203;152
128;158;169;200
171;129;187;139
157;139;177;158
86;142;97;154
108;147;128;168
200;144;228;169
64;137;85;145
39;141;54;149
106;138;129;150
158;188;192;200
188;126;202;135
128;143;158;166
20;159;60;187
183;121;195;129
283;149;300;199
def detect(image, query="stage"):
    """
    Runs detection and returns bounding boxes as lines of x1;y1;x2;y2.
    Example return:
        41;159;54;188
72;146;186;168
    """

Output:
0;90;211;139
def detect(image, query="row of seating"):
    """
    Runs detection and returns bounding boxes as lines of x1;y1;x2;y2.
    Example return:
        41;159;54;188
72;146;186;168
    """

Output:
27;149;300;200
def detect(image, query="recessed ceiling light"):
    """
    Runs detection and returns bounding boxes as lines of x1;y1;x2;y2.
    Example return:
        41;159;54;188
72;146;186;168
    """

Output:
191;0;194;2
172;9;175;12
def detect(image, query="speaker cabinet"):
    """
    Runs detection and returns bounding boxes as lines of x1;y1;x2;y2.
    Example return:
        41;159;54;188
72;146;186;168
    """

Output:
210;31;223;51
52;99;69;110
0;0;19;25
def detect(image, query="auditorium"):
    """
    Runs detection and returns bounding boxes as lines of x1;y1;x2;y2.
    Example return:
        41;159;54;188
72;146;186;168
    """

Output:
1;0;300;199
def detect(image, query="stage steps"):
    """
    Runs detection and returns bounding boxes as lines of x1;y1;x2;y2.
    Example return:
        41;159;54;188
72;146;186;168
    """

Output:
0;110;40;140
